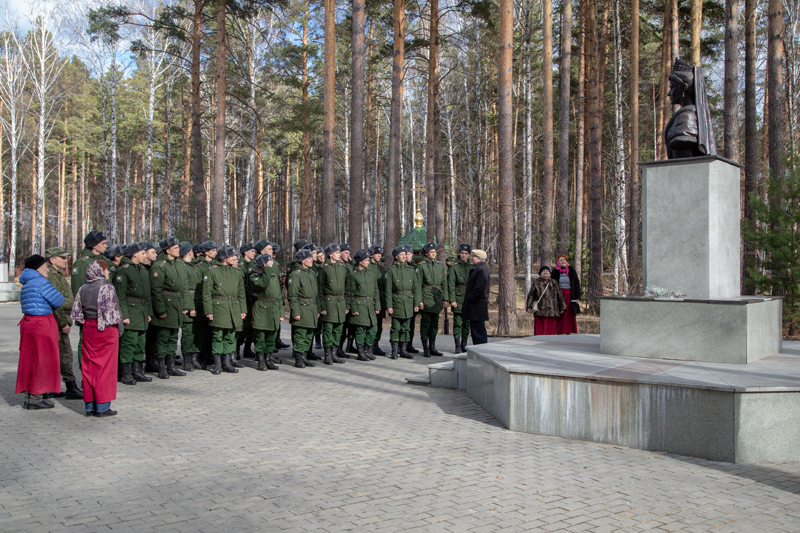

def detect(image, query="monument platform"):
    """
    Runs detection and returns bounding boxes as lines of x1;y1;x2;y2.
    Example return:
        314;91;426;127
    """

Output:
465;335;800;463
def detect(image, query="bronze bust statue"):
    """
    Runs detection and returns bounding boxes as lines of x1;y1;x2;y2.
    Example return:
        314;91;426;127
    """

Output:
664;58;717;159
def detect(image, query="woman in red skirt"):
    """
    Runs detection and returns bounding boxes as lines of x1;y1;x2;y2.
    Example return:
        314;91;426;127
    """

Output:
525;266;567;335
71;261;123;418
552;254;582;335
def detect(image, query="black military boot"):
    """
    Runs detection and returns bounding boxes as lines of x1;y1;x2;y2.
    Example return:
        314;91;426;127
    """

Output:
211;354;222;375
346;338;356;354
356;345;369;361
422;339;431;358
430;339;443;356
182;353;194;372
301;351;316;367
64;380;84;399
266;352;280;370
314;334;322;350
372;340;387;356
243;344;256;358
365;344;376;360
190;353;203;370
133;362;152;382
222;353;239;373
399;342;413;359
461;338;469;352
330;348;345;364
256;352;267;371
454;337;462;354
406;339;419;353
307;347;321;361
121;363;137;385
293;351;306;368
231;352;244;368
276;334;290;349
157;358;169;379
323;347;333;365
390;342;399;359
145;352;159;373
166;356;186;376
337;341;350;359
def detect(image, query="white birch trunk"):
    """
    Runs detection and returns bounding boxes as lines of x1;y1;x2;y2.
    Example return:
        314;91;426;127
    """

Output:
613;0;629;295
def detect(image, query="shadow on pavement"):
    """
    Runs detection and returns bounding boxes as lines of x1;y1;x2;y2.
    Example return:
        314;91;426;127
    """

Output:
667;454;800;496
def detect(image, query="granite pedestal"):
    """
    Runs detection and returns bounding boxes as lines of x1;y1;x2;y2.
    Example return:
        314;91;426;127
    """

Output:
0;263;20;302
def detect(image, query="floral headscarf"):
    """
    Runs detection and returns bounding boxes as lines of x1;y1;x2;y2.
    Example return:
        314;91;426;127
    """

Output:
70;261;122;331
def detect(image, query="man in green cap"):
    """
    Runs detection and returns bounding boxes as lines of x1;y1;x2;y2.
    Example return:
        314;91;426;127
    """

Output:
46;246;82;399
366;245;387;356
448;243;473;354
203;244;247;374
71;230;108;294
256;238;287;359
338;243;357;355
150;236;191;379
194;240;217;367
236;243;257;362
416;242;449;357
113;242;154;384
317;243;348;365
105;244;124;278
384;246;421;359
287;248;319;368
248;253;282;370
140;241;160;373
176;241;203;371
347;249;381;361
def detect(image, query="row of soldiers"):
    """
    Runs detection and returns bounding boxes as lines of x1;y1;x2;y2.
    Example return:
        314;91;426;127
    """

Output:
64;230;476;382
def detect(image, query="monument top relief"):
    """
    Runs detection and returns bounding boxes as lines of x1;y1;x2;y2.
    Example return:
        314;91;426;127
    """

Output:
664;57;717;159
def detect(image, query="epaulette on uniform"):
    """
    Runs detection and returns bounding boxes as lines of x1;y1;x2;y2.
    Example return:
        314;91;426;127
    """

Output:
122;264;129;269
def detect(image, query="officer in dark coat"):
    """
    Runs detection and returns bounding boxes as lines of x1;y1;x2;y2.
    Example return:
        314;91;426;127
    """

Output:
461;249;490;345
366;245;387;356
287;248;319;368
448;243;473;353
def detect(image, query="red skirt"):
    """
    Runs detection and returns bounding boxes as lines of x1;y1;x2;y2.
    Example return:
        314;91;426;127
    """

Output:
16;314;61;395
557;289;578;334
534;316;559;336
81;319;118;404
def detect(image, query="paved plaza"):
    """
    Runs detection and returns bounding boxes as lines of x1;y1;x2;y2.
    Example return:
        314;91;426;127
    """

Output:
1;302;799;532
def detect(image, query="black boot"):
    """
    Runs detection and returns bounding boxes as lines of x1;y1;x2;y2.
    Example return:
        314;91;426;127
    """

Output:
182;353;194;372
157;358;169;379
323;347;333;365
461;337;468;352
346;338;356;354
276;334;290;349
231;352;244;368
356;345;369;361
372;340;386;356
314;334;322;350
337;341;350;359
399;342;413;359
121;362;137;385
166;356;186;376
222;353;239;373
211;354;222;375
454;337;462;354
406;339;419;353
430;339;443;356
365;344;376;360
145;352;159;373
64;380;84;399
390;342;399;359
256;352;267;371
266;352;279;370
422;339;431;358
330;347;345;364
190;353;203;370
244;344;256;358
133;362;152;382
301;351;316;367
293;351;306;368
307;347;321;361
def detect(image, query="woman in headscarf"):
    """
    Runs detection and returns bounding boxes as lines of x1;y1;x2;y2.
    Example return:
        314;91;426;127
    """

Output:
551;254;582;335
525;265;567;336
71;261;123;417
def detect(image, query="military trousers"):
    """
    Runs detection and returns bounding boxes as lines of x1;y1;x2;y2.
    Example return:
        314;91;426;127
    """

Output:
145;325;158;356
322;321;344;348
389;316;412;342
419;310;441;341
119;329;147;364
291;326;315;353
180;321;202;354
237;313;253;347
453;312;470;339
212;327;237;354
354;324;377;347
155;326;179;359
59;331;76;382
254;329;278;354
374;311;386;341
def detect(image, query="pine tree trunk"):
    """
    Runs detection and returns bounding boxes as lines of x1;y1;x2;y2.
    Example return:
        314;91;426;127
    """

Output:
629;0;640;290
574;2;586;278
556;0;572;255
768;0;786;202
540;0;555;266
348;0;364;249
212;0;227;245
385;0;405;268
192;0;207;241
691;0;702;65
587;0;603;311
724;0;739;161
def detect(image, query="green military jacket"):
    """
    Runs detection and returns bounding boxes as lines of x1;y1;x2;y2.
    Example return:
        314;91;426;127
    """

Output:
417;259;449;310
317;259;350;323
248;265;283;331
287;266;319;329
47;263;74;329
384;261;421;320
346;267;381;327
113;257;152;331
109;262;120;279
367;259;387;312
239;257;256;311
176;258;199;321
71;247;101;294
285;260;300;277
447;259;472;311
202;263;246;330
150;253;189;329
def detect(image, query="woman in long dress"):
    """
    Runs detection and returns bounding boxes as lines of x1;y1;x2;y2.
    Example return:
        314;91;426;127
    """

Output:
71;261;123;417
525;266;567;336
552;254;582;334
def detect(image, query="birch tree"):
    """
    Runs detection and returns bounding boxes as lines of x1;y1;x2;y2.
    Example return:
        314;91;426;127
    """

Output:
612;0;628;294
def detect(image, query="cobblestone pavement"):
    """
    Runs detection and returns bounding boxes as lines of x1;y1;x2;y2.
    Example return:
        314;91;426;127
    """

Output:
1;302;799;532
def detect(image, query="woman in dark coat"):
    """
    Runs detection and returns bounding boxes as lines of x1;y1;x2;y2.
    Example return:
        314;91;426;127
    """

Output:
526;265;567;336
551;254;581;334
461;250;490;345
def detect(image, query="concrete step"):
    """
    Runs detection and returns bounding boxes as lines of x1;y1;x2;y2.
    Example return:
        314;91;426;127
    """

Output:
428;361;457;390
405;374;431;386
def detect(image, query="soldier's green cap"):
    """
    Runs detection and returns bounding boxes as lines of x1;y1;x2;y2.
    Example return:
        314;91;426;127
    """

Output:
45;246;70;259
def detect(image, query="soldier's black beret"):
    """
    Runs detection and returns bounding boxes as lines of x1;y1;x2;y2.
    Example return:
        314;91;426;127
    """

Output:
255;238;271;252
255;253;273;268
293;238;309;251
126;242;146;256
368;245;383;255
457;243;473;254
339;243;351;252
422;242;437;253
324;243;340;256
84;230;107;249
295;249;313;262
353;249;369;263
179;241;193;257
217;245;236;260
239;243;255;254
391;246;403;258
159;236;179;251
104;244;123;259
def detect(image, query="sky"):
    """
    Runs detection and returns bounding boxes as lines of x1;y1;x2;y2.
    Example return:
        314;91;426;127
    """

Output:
1;0;33;33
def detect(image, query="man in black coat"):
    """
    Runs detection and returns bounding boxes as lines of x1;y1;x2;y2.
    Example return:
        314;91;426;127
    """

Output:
461;249;490;345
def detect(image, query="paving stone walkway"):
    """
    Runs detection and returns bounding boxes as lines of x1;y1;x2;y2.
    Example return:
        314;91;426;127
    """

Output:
1;302;799;532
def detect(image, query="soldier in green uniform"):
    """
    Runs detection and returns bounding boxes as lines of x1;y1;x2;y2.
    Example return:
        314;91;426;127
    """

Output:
287;248;319;368
113;242;154;384
448;243;473;354
71;230;107;294
366;245;387;356
46;247;83;399
106;244;124;279
248;253;282;370
202;245;247;375
192;241;217;368
285;238;309;278
384;245;421;359
141;241;161;373
176;241;202;371
317;244;348;365
256;238;287;359
235;243;257;363
150;236;191;379
416;242;450;357
338;244;357;354
311;246;326;352
347;249;381;361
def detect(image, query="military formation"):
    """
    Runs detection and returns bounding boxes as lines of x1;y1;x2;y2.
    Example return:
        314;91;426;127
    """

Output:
54;230;479;388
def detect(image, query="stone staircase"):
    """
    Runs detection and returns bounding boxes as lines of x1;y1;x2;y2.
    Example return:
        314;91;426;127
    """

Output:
405;353;468;390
